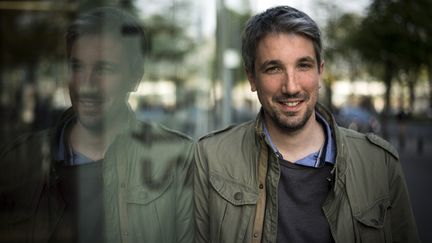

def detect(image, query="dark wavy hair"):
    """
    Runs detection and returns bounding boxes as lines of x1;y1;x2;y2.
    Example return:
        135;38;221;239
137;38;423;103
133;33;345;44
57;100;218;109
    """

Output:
241;6;323;75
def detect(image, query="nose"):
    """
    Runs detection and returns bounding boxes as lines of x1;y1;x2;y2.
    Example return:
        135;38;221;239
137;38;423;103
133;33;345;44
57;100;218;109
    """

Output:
71;67;100;95
281;69;300;94
76;67;99;90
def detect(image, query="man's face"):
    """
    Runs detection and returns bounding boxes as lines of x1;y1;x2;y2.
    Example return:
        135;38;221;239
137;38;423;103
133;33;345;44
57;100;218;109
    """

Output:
68;34;132;131
247;33;324;132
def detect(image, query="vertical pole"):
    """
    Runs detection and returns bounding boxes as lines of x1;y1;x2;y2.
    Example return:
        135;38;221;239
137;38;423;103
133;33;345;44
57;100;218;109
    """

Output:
217;0;232;127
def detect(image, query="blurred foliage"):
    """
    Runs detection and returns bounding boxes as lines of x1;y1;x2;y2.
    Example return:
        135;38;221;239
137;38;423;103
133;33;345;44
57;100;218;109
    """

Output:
145;15;194;61
324;9;363;110
323;0;432;120
0;6;67;69
352;0;432;115
322;0;432;135
140;0;198;84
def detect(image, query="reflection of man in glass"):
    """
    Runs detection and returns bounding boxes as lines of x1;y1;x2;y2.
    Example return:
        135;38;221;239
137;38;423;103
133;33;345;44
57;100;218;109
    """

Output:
0;7;194;243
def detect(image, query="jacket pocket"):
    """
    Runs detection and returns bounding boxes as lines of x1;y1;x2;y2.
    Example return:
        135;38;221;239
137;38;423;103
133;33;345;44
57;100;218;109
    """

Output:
126;173;173;205
353;197;392;243
209;173;258;243
125;175;175;242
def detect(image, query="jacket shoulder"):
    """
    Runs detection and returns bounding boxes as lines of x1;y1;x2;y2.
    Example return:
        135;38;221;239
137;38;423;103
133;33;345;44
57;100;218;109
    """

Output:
198;125;236;141
365;133;399;159
339;127;399;160
131;120;193;145
198;121;254;142
152;122;193;142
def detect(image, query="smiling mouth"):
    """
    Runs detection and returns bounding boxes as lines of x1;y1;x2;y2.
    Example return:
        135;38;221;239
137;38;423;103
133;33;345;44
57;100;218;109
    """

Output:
280;101;301;107
80;99;103;104
78;98;105;110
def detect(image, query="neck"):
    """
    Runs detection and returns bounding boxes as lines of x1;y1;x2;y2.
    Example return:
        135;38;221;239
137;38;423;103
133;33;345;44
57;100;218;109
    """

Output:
265;112;325;162
69;107;130;161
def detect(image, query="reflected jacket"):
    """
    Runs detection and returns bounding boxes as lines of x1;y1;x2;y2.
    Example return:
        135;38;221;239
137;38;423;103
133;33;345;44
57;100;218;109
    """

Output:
194;103;419;243
0;107;194;243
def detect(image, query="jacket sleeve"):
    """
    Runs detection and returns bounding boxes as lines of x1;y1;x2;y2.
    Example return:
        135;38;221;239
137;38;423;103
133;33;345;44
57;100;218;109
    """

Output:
175;140;195;243
193;141;210;243
387;154;420;242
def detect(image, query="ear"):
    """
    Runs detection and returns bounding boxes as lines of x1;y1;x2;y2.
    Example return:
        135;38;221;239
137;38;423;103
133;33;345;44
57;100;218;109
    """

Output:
318;61;325;76
128;68;144;92
245;66;257;92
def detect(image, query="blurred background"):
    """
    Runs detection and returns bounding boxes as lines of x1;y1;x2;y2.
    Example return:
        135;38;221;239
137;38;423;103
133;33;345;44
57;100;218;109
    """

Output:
0;0;431;241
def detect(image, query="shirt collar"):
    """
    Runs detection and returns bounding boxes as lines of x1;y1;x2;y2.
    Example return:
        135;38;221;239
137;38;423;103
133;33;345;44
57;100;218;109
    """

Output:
54;105;136;166
316;112;336;165
263;111;336;168
55;117;95;166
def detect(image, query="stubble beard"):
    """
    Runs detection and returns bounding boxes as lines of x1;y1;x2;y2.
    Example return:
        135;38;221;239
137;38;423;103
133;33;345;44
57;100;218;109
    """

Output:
265;94;315;133
269;107;314;133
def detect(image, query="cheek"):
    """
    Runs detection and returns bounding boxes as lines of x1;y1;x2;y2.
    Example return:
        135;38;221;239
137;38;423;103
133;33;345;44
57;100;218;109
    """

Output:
299;73;320;91
256;77;281;94
101;76;127;94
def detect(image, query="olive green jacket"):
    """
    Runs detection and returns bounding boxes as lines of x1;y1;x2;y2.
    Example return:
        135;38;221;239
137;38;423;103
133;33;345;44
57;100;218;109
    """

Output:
194;104;419;243
0;108;194;243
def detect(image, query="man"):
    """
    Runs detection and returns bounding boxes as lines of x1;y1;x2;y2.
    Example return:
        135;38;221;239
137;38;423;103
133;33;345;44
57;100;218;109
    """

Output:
0;7;194;243
194;5;419;243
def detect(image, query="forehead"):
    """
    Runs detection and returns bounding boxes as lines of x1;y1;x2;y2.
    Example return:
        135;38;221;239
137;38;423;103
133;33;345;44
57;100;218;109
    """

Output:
255;33;316;63
70;34;127;62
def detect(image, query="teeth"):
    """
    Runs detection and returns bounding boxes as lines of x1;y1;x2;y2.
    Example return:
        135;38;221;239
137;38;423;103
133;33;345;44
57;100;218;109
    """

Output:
282;101;300;107
80;100;102;106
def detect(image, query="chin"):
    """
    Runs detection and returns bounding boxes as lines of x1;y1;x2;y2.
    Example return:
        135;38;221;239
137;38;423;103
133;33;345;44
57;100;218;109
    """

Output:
78;115;105;132
272;109;313;132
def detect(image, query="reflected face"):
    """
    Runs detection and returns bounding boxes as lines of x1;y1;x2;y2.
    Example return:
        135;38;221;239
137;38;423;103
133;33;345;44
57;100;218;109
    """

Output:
68;34;132;131
247;33;323;132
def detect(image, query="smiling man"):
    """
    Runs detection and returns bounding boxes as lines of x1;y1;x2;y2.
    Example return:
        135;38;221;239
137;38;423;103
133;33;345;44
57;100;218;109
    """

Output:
194;5;419;243
0;7;194;243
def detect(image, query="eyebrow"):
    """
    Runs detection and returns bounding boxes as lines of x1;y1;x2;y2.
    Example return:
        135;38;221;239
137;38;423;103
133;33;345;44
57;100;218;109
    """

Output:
298;56;316;63
257;55;316;70
68;57;118;67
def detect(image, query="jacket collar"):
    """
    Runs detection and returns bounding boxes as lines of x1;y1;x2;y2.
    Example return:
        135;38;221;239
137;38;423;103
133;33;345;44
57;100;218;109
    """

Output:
315;103;348;181
52;105;138;163
253;103;349;180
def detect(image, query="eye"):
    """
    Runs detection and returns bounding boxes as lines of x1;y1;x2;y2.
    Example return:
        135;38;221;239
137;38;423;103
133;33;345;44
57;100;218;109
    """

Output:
265;66;282;73
69;62;82;72
298;62;313;70
96;64;117;75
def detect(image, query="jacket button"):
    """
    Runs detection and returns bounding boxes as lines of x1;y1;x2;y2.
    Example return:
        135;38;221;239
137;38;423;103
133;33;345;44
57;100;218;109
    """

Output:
371;219;379;226
259;184;264;189
253;233;259;238
234;192;243;200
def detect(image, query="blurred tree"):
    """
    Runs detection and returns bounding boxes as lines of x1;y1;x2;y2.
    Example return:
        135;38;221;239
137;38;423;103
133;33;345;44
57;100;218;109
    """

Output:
0;1;72;139
325;9;363;110
144;13;195;76
352;0;431;136
140;0;199;109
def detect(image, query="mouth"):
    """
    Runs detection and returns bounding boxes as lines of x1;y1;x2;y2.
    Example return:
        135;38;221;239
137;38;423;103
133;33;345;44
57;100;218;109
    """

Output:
77;98;105;112
279;100;302;107
79;98;103;105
